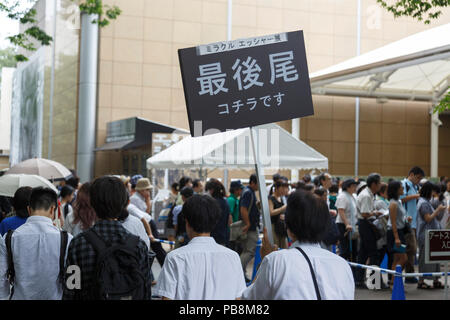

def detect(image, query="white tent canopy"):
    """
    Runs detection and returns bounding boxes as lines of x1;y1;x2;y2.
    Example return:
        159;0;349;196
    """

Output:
146;123;328;170
310;23;450;104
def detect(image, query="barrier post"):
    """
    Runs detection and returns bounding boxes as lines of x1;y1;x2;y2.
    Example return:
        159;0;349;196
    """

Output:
445;262;449;300
391;265;405;300
250;239;263;284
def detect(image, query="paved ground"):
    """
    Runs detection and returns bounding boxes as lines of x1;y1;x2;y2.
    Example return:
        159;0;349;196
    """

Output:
152;244;449;300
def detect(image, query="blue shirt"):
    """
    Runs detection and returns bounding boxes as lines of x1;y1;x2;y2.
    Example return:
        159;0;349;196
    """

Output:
239;187;260;231
0;216;28;236
400;179;419;229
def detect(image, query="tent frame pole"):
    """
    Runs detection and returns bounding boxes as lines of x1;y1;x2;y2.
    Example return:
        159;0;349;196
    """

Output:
249;126;274;245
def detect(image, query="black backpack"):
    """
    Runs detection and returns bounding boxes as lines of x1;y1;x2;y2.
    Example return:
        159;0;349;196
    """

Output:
6;229;68;300
82;229;148;300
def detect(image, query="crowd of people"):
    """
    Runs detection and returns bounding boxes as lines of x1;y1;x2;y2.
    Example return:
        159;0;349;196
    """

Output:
0;167;448;300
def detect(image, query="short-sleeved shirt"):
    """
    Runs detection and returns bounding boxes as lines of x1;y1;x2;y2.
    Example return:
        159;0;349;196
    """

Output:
356;187;375;220
335;191;357;230
239;187;260;231
227;194;240;223
172;205;183;226
387;199;406;230
241;241;354;300
0;216;27;236
154;236;246;300
416;197;442;246
400;179;419;229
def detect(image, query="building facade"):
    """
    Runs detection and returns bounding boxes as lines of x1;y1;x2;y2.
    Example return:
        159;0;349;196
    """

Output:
10;0;450;179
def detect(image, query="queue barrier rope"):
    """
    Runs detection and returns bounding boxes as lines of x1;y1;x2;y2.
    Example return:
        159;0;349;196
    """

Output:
154;239;175;246
347;262;450;278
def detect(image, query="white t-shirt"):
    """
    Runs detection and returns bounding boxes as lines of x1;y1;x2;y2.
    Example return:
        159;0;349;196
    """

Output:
154;236;246;300
121;215;150;250
241;242;354;300
335;191;357;230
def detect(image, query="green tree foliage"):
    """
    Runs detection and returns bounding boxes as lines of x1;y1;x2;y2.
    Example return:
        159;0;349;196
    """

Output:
0;0;121;62
378;1;450;113
433;90;449;113
377;0;450;24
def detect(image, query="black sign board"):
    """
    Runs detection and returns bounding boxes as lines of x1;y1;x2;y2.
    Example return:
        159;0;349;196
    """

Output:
178;31;314;136
426;230;450;263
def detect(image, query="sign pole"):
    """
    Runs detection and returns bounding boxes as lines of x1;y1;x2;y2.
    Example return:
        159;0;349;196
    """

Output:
445;262;448;300
249;126;274;245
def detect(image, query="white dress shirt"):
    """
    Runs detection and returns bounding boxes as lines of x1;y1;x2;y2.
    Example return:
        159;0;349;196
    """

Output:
241;241;354;300
127;203;152;223
154;236;246;300
121;214;150;250
0;215;73;300
130;192;149;212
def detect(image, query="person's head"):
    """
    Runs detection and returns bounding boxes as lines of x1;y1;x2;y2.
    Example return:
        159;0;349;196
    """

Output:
439;176;447;183
431;183;442;199
182;194;221;239
408;166;425;185
66;176;80;190
446;179;450;192
29;187;58;218
304;184;315;193
313;188;327;202
295;180;306;191
285;190;331;244
130;174;143;190
377;182;388;198
171;182;179;195
249;174;258;191
192;179;204;194
342;179;358;195
367;173;382;194
60;185;75;203
387;180;404;200
302;174;311;184
135;178;152;198
274;180;289;196
179;176;193;189
318;173;332;190
90;176;128;220
229;180;244;197
419;181;434;200
12;187;32;219
180;186;194;202
73;182;97;230
205;179;226;198
272;173;281;184
329;183;339;194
